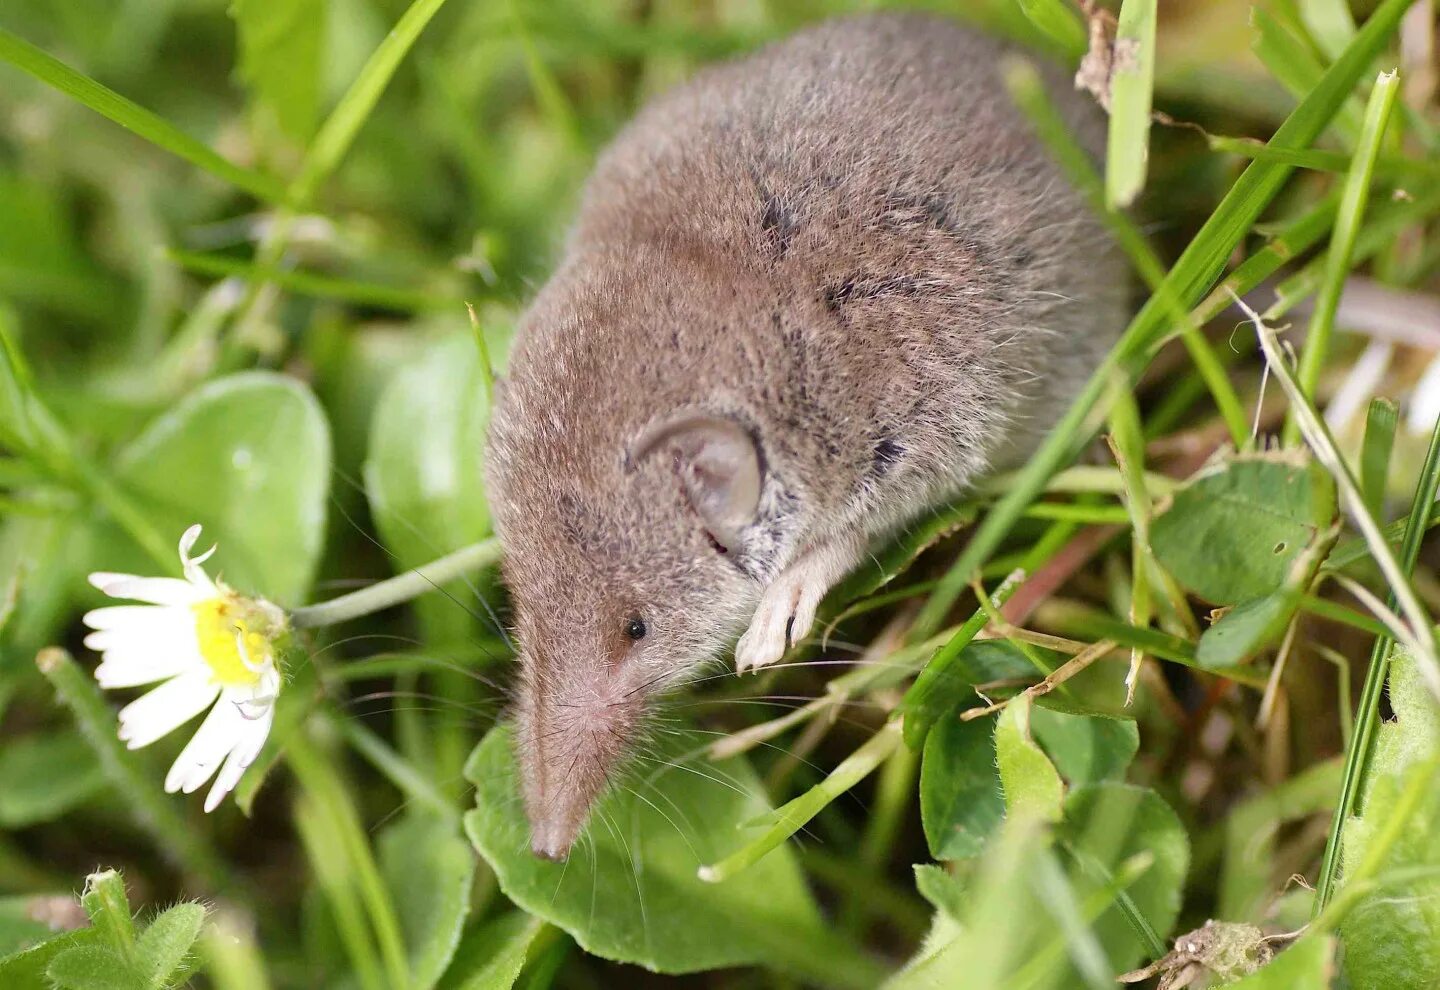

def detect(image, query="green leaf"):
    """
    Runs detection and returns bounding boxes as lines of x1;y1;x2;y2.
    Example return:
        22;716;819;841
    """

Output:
0;729;105;828
1229;936;1337;988
904;638;1034;750
364;333;492;641
79;872;136;965
1016;0;1087;57
1196;591;1300;668
0;929;100;990
231;0;327;144
135;904;205;990
1340;648;1440;989
921;711;1004;860
1031;706;1139;786
378;813;475;990
1061;784;1189;974
1360;398;1398;521
1150;454;1336;603
0;897;75;956
996;697;1065;823
47;945;144;990
113;372;332;604
462;726;877;986
437;912;541;990
1106;0;1158;207
912;865;966;923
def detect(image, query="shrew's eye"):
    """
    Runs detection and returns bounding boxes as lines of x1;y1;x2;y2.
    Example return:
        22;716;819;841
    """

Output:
625;616;647;641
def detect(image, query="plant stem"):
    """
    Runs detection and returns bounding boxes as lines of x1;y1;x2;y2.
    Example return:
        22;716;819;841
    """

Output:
291;538;501;628
1313;411;1440;914
37;648;234;890
1285;70;1400;445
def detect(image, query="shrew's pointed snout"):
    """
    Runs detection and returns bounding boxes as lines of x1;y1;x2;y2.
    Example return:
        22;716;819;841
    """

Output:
530;818;577;862
519;677;642;862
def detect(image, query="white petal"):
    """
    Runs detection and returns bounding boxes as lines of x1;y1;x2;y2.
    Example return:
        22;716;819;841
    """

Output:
88;573;206;607
95;651;195;689
205;703;273;812
165;699;246;794
117;672;218;749
178;525;219;592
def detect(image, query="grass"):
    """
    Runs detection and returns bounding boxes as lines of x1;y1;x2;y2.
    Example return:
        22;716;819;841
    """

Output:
1;0;1439;988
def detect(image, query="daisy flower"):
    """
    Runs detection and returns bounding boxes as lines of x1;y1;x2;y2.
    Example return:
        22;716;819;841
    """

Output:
83;524;288;812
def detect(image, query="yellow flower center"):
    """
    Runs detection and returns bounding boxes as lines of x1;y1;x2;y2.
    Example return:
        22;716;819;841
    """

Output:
192;598;270;688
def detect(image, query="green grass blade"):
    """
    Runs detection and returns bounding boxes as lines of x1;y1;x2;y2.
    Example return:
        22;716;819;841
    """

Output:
1286;70;1400;444
1360;397;1398;520
1016;0;1088;59
0;28;288;204
289;0;452;207
1251;4;1364;146
166;249;465;312
910;0;1418;642
1006;57;1249;445
1106;0;1158;207
1314;410;1440;914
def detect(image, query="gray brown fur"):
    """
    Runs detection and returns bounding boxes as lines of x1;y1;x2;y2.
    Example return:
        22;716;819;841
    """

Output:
486;12;1127;859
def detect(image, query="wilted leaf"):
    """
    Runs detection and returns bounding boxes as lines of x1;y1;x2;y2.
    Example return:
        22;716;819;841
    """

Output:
463;726;868;982
1150;455;1335;604
379;813;475;990
113;372;331;605
921;711;1004;860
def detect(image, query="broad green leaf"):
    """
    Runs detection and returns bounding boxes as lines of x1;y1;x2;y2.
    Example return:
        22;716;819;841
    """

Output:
1229;936;1337;988
1031;707;1139;786
378;813;475;990
463;726;875;985
231;0;326;144
365;332;492;642
1195;591;1299;668
904;639;1035;749
113;372;331;605
135;904;205;990
0;729;104;828
0;929;101;990
1150;454;1336;603
47;945;144;990
996;697;1064;823
1061;784;1189;975
437;912;541;990
921;711;1004;860
1341;649;1440;989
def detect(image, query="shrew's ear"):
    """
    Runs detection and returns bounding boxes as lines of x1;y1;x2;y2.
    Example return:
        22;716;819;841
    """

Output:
629;414;761;552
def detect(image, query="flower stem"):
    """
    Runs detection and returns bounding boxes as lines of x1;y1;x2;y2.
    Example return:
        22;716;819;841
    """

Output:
38;648;234;891
290;538;501;629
